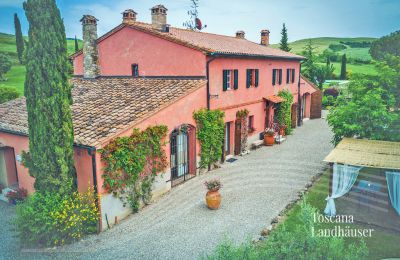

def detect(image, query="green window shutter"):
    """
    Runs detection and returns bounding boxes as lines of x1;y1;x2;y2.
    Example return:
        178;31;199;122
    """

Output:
279;69;282;85
255;69;259;87
286;69;290;83
246;69;251;88
223;70;227;91
272;69;276;85
292;69;295;83
234;69;239;90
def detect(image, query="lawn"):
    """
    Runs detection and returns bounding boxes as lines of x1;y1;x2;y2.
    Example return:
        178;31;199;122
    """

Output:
0;65;26;95
284;171;400;260
0;32;81;96
316;62;378;77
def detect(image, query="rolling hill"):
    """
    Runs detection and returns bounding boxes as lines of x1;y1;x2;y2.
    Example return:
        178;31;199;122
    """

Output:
0;33;81;95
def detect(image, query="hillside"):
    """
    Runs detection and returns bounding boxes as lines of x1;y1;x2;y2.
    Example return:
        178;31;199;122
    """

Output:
0;33;82;95
271;37;377;60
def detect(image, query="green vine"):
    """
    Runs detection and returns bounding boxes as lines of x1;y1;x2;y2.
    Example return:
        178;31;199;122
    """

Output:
276;90;294;134
236;109;249;154
193;109;225;169
99;125;168;212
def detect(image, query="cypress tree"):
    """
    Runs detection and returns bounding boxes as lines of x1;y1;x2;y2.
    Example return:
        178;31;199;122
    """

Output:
14;13;25;64
74;35;79;52
340;54;347;80
279;23;291;52
23;0;76;195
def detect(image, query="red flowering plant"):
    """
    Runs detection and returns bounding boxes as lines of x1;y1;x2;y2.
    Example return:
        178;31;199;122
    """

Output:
204;178;222;192
6;188;28;203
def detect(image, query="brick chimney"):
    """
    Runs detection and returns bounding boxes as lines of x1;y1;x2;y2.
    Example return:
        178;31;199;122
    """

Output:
122;9;137;23
260;29;270;46
236;31;245;39
151;5;168;31
80;15;100;78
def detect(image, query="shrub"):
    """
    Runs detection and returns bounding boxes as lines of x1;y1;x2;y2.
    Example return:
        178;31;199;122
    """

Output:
14;188;99;247
206;201;369;260
328;44;347;52
0;53;12;80
276;90;294;134
0;87;20;104
322;95;336;108
324;87;339;98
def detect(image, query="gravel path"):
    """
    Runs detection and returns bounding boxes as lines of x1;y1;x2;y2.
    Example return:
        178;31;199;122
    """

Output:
2;113;332;259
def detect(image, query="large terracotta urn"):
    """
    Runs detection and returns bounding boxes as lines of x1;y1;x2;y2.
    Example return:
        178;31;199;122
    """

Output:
264;134;275;146
206;190;221;210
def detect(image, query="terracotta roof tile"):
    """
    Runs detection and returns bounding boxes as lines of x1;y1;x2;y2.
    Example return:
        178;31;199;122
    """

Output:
71;22;304;60
0;77;206;148
264;95;285;103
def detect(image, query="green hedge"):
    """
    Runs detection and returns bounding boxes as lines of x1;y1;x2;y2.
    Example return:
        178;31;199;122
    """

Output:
0;87;20;104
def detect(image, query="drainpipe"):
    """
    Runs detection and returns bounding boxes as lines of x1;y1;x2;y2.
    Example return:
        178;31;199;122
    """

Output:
88;146;102;232
206;55;217;110
297;62;303;127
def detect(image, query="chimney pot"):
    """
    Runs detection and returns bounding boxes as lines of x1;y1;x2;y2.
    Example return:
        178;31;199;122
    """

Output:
122;9;137;23
260;29;270;46
151;4;168;31
80;15;100;78
236;30;245;39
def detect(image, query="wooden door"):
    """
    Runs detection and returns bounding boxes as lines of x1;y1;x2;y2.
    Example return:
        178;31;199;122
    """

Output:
234;120;241;155
291;104;297;128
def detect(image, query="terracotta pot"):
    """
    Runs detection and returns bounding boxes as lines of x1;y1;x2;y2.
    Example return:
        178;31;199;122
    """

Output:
264;135;275;146
206;190;221;210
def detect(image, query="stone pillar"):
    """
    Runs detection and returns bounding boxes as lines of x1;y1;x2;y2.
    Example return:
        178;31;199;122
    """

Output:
80;15;100;79
260;29;270;46
151;5;168;31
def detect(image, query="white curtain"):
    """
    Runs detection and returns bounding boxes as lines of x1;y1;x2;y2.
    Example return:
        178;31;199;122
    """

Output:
324;163;361;216
386;171;400;215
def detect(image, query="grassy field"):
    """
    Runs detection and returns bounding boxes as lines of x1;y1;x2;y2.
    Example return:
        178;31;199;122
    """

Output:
316;62;378;77
284;171;400;260
0;33;81;96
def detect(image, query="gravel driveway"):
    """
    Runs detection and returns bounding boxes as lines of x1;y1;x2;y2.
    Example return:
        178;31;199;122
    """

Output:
2;113;332;259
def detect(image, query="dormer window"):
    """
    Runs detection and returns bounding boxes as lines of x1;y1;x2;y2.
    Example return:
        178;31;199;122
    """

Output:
132;64;139;77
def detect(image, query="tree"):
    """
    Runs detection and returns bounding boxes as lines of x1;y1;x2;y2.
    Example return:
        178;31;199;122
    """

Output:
327;59;400;145
74;35;79;52
302;40;318;84
370;30;400;60
183;0;206;31
0;54;12;80
279;23;291;52
14;13;25;64
340;54;347;80
22;0;76;195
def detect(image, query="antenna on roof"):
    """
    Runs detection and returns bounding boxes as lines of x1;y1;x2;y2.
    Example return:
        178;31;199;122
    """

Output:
183;0;207;31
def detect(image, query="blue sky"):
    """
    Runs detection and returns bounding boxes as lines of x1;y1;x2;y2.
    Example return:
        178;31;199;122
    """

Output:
1;0;399;43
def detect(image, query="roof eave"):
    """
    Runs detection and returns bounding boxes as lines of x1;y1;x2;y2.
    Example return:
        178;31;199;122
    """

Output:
208;52;305;61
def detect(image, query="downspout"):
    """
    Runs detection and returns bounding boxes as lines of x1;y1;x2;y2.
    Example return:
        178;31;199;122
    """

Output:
88;147;102;232
206;55;217;110
297;62;303;127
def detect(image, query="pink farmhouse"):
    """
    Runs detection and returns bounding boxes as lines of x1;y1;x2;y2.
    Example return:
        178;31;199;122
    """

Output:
0;5;321;230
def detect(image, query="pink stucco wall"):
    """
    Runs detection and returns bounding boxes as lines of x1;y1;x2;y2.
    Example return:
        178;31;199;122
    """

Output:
0;132;94;194
94;84;207;194
73;27;207;77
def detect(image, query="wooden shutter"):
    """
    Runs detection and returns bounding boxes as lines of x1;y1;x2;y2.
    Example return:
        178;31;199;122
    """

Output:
223;70;227;91
233;69;239;90
286;69;290;83
292;69;295;83
255;69;259;87
246;69;251;88
278;69;282;85
272;69;276;85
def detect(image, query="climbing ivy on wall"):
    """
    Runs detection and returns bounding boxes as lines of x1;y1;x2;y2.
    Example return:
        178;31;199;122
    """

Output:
236;109;249;154
100;125;168;212
276;90;294;134
193;109;225;169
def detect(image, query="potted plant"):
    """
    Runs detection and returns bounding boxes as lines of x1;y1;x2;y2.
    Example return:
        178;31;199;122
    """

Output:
6;188;28;205
264;128;275;146
204;178;222;210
